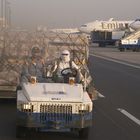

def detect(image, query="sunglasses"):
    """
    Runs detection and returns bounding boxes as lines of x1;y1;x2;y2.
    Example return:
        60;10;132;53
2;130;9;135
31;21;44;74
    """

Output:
62;54;69;55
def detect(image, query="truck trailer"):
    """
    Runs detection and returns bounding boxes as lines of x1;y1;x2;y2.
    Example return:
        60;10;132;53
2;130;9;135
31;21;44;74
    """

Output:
90;31;124;47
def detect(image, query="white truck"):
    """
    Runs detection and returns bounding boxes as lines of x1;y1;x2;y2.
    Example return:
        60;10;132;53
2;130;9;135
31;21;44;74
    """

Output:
16;72;93;138
16;33;94;138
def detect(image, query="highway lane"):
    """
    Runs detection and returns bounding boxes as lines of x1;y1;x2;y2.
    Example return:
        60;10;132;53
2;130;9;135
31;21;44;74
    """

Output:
89;55;140;140
0;55;140;140
90;55;140;118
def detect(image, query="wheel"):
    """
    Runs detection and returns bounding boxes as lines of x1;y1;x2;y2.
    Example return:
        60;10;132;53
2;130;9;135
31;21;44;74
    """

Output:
135;48;140;52
119;48;125;52
61;68;78;83
16;126;27;138
99;43;105;47
78;128;89;139
132;48;136;52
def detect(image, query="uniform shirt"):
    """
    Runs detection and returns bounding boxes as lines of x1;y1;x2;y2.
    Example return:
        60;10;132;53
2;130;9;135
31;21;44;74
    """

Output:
22;56;45;82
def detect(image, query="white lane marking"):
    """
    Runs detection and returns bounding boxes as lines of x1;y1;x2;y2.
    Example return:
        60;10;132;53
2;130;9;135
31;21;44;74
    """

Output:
90;54;140;69
117;108;140;126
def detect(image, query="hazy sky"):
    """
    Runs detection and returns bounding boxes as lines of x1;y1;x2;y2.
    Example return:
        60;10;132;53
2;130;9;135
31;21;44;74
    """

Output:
2;0;140;29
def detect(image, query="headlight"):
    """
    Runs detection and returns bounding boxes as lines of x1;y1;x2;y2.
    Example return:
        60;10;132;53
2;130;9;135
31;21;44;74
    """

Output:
79;104;86;110
78;104;90;114
21;103;33;112
23;104;32;109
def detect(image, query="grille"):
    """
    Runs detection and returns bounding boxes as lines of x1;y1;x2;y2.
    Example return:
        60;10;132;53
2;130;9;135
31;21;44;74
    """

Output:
40;104;72;123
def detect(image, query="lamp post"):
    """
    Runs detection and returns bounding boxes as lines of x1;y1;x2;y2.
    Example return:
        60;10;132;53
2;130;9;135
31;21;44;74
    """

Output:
7;1;11;28
1;0;4;28
8;4;11;28
1;0;3;18
5;0;7;28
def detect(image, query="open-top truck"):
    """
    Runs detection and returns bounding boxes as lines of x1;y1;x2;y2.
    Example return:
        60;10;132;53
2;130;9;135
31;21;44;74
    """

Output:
16;32;94;138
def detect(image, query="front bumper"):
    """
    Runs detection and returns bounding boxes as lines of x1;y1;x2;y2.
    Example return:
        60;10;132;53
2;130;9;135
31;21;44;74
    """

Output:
17;110;92;131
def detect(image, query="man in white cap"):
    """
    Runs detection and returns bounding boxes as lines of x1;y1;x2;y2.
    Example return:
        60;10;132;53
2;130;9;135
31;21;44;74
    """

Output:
52;50;82;82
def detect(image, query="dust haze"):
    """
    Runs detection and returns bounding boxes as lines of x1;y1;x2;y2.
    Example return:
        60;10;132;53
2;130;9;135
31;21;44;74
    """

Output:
1;0;140;29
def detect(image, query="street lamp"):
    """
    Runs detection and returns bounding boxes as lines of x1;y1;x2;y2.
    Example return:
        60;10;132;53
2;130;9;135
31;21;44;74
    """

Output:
5;0;7;28
1;0;3;18
7;1;11;28
8;4;11;27
1;0;4;28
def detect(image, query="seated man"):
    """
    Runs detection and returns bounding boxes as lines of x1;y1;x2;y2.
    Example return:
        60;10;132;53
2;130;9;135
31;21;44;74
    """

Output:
52;50;82;83
21;46;47;83
52;49;97;100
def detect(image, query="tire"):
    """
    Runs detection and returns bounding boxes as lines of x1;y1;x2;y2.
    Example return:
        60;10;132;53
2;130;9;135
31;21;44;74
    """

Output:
138;48;140;52
99;43;105;47
132;48;136;52
119;48;125;52
78;128;89;139
136;48;140;52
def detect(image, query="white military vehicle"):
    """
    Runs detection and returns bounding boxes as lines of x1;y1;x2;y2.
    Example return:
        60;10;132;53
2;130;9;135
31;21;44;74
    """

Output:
16;76;93;138
16;32;94;138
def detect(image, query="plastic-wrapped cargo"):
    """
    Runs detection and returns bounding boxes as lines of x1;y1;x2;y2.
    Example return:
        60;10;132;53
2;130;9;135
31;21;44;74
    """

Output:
0;30;89;97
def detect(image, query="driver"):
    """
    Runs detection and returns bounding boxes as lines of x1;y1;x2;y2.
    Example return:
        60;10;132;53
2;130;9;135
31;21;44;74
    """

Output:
52;50;82;82
21;46;47;83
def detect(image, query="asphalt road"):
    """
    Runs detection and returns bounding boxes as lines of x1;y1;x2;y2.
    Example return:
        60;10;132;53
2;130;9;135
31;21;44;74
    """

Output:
89;55;140;140
0;55;140;140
